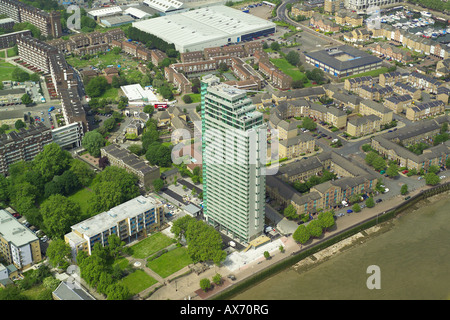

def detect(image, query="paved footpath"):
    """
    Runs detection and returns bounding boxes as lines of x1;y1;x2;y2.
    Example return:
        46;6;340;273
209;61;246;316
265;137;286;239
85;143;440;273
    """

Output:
144;183;439;300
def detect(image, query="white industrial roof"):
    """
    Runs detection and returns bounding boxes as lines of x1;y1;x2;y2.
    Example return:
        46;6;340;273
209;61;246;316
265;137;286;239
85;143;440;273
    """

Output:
88;6;123;17
143;0;183;12
121;84;158;102
132;5;276;52
124;7;151;19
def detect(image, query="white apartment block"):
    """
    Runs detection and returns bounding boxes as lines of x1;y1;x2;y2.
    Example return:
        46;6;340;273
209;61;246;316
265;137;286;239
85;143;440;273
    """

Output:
65;195;164;258
201;75;267;244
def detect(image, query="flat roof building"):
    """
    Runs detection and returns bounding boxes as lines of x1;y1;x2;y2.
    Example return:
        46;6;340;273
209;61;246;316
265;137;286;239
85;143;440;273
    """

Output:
0;209;42;269
65;195;164;258
305;45;382;78
132;5;276;53
120;83;159;106
100;143;160;189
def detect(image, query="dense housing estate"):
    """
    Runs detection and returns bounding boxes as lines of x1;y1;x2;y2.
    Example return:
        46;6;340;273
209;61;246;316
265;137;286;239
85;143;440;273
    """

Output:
267;151;378;216
0;0;61;38
371;116;450;172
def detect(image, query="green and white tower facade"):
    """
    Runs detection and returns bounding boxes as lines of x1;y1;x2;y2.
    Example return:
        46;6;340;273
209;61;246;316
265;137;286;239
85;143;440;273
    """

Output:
201;75;267;244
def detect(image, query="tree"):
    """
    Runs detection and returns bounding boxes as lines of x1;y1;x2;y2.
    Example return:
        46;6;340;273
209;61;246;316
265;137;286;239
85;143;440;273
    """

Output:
386;163;399;178
428;165;440;175
88;166;139;215
264;251;271;260
293;224;310;244
292;79;304;89
182;95;192;104
46;239;72;269
286;50;300;66
317;211;335;231
301;117;317;131
15;119;26;130
306;219;322;238
283;204;297;220
152;178;164;192
372;156;386;172
185;219;226;265
306;68;325;84
70;159;95;187
85;76;109;98
30;73;40;82
145;143;171;167
82;131;105;157
400;184;408;195
212;273;222;285
33;143;72;182
352;203;361;213
106;283;130;300
21;93;33;106
270;41;280;51
365;151;378;166
200;278;211;292
366;197;375;208
425;172;440;186
12;67;30;82
40;194;81;239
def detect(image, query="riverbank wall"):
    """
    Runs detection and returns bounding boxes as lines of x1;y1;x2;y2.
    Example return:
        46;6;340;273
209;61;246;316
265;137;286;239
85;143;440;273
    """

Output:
211;181;450;300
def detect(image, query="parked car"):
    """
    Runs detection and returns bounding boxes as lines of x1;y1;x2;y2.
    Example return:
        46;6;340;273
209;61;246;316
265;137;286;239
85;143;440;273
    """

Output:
346;209;353;213
376;199;383;203
402;170;409;174
404;196;411;200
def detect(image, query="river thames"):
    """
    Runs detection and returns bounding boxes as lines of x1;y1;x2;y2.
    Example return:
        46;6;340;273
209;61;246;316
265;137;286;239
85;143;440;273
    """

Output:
232;191;450;300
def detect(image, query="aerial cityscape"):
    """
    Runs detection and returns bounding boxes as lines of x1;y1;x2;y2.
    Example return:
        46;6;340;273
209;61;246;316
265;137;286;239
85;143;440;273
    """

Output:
0;0;449;305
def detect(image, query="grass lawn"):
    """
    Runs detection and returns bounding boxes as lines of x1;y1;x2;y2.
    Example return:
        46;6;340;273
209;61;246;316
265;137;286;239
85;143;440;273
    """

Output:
146;247;193;278
113;257;131;271
100;87;119;100
269;58;311;87
130;233;176;259
22;285;51;300
120;269;158;296
68;187;94;215
0;61;18;82
341;67;389;80
187;93;201;103
0;51;4;58
7;48;17;57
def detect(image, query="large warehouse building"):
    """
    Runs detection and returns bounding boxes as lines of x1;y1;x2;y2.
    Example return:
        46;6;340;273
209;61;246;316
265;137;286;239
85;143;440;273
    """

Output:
131;5;276;53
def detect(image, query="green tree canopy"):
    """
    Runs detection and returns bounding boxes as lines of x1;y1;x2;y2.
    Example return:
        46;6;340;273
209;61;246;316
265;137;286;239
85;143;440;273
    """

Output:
286;50;300;66
82;130;105;157
293;224;310;244
366;197;375;208
301;117;317;131
46;239;72;269
33;143;72;182
85;76;109;98
386;163;399;178
283;204;298;220
40;194;81;239
425;172;440;186
317;211;335;231
306;219;323;238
